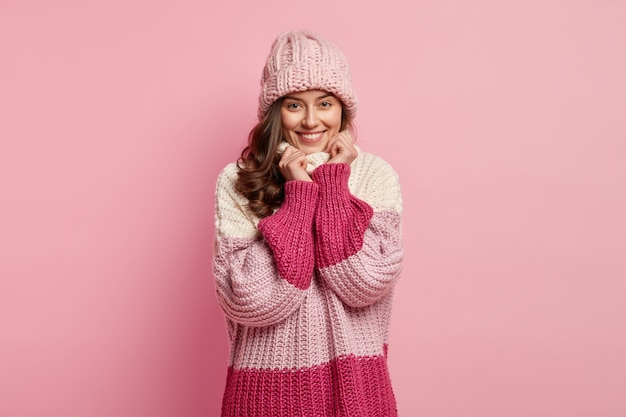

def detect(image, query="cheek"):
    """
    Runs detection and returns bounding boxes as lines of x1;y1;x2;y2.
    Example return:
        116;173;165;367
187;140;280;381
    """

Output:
328;110;343;131
280;112;298;131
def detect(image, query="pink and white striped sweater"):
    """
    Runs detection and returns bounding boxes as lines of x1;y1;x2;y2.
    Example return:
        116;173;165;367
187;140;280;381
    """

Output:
213;148;403;416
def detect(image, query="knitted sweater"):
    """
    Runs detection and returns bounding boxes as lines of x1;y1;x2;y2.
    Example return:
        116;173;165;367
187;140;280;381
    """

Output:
213;147;403;417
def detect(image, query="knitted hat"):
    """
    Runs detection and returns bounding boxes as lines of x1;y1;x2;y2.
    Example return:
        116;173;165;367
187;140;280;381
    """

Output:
258;30;357;121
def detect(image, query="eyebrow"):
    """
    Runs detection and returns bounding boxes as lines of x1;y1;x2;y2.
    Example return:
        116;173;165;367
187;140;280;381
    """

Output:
283;93;334;101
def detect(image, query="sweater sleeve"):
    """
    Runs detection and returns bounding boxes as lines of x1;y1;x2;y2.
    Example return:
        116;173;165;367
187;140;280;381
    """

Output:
311;160;403;308
257;180;319;289
213;165;318;327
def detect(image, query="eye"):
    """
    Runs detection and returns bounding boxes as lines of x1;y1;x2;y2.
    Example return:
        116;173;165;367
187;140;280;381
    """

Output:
320;101;332;107
286;102;301;110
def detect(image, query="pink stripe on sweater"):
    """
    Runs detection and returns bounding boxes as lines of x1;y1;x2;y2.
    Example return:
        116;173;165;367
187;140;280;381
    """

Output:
317;210;403;307
258;180;319;289
221;349;397;417
311;163;374;269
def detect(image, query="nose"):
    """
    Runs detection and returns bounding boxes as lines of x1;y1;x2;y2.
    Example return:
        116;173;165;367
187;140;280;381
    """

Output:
302;108;319;128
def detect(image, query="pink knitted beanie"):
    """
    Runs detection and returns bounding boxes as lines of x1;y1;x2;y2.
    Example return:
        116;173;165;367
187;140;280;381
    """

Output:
258;30;357;121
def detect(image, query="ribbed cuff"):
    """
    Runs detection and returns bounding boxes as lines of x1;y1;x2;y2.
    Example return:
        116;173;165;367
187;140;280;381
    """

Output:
257;180;319;289
311;163;351;202
281;180;320;221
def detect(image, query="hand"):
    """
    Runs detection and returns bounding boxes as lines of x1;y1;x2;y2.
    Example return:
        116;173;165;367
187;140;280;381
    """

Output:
278;145;312;182
326;131;358;165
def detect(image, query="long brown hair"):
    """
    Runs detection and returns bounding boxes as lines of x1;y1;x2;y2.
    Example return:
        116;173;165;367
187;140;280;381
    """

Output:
235;98;352;219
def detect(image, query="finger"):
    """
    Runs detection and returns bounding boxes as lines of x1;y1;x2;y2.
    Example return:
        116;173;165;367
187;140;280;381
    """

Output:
280;147;301;163
325;136;340;155
336;135;356;154
326;131;351;152
281;145;297;159
286;150;304;162
281;152;306;170
336;132;354;147
327;138;346;157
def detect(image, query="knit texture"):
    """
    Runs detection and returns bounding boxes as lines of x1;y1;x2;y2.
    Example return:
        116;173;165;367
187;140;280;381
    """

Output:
258;30;357;121
214;149;403;416
257;180;319;289
311;163;374;269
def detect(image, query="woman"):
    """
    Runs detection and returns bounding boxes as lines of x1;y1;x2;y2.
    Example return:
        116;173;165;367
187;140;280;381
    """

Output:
213;30;403;416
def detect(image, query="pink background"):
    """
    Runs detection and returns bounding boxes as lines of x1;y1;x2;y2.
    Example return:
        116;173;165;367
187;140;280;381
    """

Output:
1;1;625;416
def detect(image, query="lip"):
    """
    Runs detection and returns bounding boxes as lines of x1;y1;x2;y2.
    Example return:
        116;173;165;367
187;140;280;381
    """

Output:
297;131;326;143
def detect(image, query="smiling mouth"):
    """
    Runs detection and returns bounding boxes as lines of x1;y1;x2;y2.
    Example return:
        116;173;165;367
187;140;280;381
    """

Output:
298;131;325;142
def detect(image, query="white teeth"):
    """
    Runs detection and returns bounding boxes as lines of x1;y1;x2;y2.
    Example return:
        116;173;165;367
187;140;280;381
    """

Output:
301;133;321;140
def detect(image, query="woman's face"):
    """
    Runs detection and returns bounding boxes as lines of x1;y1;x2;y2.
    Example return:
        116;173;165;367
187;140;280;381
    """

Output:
280;89;343;155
